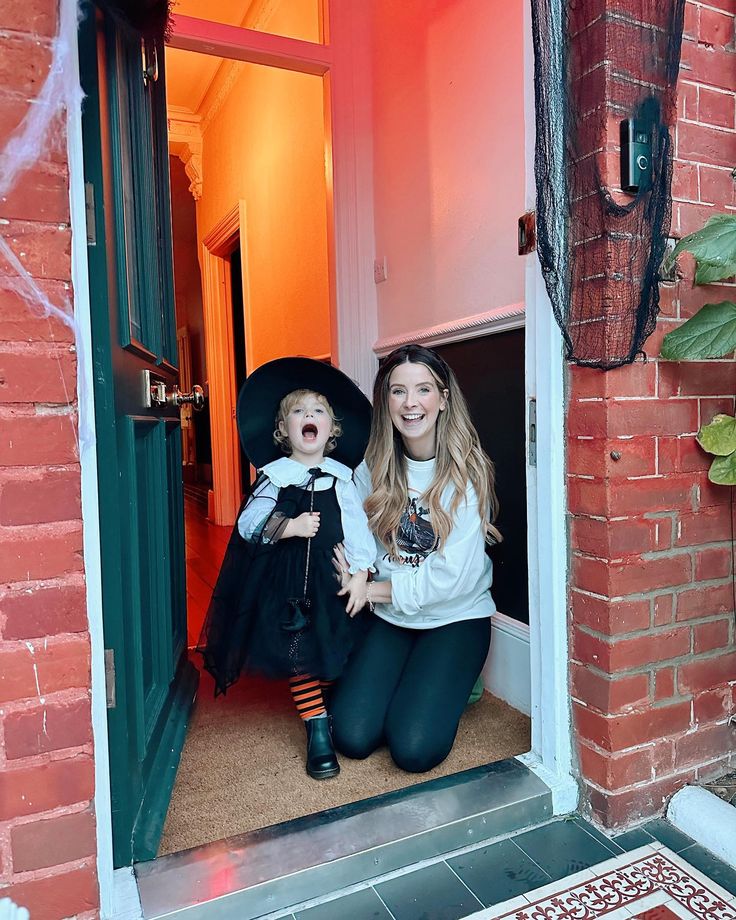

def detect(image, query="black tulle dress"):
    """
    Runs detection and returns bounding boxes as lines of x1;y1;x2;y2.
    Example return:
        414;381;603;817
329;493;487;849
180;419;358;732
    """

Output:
197;472;366;696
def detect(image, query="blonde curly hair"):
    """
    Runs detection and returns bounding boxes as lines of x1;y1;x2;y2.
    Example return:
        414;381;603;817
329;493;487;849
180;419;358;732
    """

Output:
273;389;342;455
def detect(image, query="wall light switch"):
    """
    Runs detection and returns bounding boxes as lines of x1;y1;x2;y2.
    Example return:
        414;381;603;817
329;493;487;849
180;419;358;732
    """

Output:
373;257;388;284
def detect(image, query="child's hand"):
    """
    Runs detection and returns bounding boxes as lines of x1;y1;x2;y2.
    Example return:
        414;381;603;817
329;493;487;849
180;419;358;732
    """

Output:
338;570;369;617
283;511;320;539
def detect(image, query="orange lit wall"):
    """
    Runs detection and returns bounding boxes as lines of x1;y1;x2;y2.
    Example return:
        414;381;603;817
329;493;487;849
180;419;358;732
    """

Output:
196;5;330;370
368;0;527;339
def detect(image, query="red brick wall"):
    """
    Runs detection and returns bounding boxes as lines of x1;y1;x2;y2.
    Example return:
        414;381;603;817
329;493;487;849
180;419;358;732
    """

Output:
0;0;99;915
568;0;736;827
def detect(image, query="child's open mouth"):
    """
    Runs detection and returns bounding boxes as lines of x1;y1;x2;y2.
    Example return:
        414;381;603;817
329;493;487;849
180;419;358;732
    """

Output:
301;423;319;441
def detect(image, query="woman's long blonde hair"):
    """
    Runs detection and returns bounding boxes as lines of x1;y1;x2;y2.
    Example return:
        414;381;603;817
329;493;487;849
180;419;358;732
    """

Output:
364;345;501;555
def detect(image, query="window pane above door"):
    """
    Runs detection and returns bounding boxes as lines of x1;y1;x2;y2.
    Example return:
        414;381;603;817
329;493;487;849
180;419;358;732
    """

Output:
170;0;324;44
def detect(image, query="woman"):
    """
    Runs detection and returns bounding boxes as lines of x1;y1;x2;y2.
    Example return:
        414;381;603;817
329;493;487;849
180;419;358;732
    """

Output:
331;344;500;773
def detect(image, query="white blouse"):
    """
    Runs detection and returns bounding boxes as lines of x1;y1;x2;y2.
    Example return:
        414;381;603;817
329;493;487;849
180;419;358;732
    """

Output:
237;456;376;574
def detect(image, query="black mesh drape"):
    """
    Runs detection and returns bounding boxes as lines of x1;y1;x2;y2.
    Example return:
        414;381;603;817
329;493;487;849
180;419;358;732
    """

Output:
531;0;685;369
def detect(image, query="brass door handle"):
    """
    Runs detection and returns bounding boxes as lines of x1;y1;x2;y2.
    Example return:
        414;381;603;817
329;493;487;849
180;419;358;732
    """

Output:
171;385;205;411
142;370;205;411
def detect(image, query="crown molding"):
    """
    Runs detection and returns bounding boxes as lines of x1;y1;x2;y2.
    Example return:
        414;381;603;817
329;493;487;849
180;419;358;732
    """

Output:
373;302;526;356
167;109;203;200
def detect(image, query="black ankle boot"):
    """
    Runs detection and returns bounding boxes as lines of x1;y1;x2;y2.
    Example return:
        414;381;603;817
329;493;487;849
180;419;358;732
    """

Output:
305;716;340;780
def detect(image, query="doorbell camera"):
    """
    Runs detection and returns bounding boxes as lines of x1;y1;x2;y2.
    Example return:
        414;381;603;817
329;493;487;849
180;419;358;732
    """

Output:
620;118;652;194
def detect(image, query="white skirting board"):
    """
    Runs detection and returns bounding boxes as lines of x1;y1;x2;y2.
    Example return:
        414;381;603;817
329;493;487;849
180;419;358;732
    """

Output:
667;785;736;870
482;612;531;716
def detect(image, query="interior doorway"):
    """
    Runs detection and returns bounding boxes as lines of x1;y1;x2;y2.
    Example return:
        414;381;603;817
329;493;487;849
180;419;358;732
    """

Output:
157;1;533;854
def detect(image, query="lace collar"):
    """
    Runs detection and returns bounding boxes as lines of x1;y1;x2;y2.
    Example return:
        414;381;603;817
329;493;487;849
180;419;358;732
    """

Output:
260;456;352;487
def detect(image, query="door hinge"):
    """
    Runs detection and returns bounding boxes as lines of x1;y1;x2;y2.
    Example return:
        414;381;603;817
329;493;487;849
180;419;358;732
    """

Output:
85;182;97;247
528;398;537;467
104;648;116;709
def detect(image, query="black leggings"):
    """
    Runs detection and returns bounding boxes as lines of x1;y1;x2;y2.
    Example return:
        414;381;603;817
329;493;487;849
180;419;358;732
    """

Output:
331;616;492;773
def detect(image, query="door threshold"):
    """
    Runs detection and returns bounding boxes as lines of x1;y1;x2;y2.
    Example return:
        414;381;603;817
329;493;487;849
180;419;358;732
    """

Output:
135;755;551;919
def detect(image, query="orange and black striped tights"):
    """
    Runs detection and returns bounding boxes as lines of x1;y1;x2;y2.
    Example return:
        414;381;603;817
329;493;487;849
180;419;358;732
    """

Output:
288;675;334;720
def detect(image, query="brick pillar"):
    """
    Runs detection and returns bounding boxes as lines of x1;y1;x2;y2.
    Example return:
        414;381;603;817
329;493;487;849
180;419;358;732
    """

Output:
0;0;100;915
568;0;736;827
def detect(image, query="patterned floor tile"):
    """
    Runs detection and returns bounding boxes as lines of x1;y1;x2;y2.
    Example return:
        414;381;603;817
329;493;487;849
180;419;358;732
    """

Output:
465;845;736;920
677;843;736;897
634;907;686;919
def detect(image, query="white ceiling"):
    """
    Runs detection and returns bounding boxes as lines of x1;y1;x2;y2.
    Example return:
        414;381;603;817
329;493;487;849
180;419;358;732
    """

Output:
165;0;254;114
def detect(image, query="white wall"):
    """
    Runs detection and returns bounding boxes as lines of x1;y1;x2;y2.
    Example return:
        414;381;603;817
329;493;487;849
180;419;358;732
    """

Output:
369;0;526;339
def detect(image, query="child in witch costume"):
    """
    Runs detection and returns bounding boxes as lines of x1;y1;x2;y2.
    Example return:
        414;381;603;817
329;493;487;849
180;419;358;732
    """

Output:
197;357;374;780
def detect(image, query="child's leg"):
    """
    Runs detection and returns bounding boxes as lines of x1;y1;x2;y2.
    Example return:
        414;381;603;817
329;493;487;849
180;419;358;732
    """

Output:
319;679;334;707
289;674;340;780
289;675;326;719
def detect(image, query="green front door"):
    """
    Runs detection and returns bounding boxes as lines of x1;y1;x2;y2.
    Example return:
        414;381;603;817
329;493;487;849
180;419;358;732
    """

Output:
79;4;198;866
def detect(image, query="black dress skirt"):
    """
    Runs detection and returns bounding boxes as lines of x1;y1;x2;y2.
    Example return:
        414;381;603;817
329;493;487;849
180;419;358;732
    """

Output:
197;476;366;695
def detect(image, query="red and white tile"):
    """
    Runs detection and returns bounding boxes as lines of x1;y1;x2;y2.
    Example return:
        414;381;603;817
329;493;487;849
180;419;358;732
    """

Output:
467;844;736;920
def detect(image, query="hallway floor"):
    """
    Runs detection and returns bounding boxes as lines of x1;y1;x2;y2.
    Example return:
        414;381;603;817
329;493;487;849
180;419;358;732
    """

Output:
183;494;229;649
271;817;736;920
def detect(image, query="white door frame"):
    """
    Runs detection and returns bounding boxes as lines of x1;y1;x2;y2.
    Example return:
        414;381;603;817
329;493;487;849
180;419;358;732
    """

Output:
67;2;575;915
519;0;575;810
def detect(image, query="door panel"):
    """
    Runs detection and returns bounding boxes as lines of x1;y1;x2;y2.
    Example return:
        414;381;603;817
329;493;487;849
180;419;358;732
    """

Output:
166;420;188;657
79;3;197;866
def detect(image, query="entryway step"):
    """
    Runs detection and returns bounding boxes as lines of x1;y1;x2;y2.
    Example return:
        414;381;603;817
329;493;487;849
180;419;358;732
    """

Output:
135;757;552;919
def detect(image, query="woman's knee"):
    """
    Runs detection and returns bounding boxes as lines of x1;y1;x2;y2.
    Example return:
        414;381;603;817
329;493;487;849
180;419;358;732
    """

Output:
387;729;452;773
331;715;381;760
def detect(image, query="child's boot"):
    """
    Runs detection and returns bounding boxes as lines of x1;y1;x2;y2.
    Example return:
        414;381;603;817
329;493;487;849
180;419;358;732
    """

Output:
305;715;340;780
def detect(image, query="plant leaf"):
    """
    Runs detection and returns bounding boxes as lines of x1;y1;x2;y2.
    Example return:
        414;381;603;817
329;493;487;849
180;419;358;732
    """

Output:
664;213;736;282
660;301;736;360
708;451;736;485
697;414;736;456
695;259;736;286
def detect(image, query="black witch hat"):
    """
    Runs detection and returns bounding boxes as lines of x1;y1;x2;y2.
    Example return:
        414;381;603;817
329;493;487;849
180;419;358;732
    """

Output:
236;357;371;470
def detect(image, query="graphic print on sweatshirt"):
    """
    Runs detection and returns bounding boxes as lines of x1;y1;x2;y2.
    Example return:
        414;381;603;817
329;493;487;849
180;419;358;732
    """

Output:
391;495;438;567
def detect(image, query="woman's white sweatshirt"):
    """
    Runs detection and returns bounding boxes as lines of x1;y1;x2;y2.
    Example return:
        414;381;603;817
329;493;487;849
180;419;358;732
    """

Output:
354;458;495;629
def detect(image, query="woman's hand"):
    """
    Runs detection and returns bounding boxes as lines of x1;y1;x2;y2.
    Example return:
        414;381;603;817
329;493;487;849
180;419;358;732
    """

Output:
332;542;350;588
283;511;320;539
338;570;369;617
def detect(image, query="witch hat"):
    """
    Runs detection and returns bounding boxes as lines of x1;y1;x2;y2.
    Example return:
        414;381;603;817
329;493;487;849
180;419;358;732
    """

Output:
236;357;371;470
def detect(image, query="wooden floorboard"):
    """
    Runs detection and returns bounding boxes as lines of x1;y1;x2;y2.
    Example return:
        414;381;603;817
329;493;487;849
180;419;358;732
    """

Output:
184;497;230;646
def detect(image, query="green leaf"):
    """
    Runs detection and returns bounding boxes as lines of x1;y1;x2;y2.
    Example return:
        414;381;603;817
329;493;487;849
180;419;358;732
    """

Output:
660;301;736;360
697;414;736;456
665;214;736;283
695;259;736;286
708;451;736;486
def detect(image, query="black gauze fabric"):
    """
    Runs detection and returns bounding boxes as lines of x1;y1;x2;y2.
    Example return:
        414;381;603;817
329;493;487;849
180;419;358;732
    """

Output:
531;0;685;368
